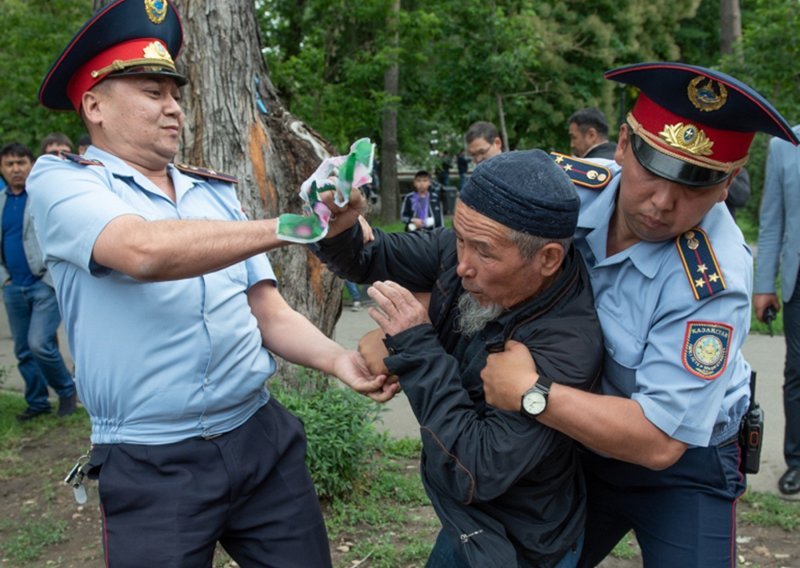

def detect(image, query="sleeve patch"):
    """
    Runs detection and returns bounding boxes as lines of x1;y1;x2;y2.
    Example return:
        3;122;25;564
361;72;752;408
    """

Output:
682;321;732;380
675;227;726;301
549;152;612;190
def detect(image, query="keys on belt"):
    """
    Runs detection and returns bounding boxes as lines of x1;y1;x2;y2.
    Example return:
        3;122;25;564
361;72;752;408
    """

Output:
64;450;91;504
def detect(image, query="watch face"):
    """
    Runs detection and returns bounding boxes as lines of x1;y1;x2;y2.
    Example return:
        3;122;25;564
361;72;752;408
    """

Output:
522;392;547;415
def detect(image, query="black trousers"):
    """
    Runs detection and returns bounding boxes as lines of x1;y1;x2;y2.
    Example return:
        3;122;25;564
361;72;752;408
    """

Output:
88;399;332;567
579;442;745;568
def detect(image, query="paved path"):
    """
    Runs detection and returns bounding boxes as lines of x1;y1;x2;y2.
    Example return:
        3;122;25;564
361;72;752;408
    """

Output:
0;303;793;498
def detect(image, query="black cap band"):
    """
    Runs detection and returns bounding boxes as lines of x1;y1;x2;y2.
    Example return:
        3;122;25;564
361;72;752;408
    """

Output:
630;132;732;188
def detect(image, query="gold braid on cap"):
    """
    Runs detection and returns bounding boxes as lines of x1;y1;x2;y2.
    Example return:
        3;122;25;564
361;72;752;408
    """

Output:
626;112;748;173
90;41;176;79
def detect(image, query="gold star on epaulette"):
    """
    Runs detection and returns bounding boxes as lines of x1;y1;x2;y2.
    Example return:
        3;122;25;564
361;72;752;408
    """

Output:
676;226;727;301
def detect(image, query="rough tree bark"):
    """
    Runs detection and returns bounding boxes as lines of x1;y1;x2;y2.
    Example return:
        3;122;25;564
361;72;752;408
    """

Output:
720;0;742;59
379;0;400;224
94;0;345;386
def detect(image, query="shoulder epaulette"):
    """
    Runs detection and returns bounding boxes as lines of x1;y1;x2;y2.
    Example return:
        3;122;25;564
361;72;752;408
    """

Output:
61;152;104;167
676;227;726;301
549;152;611;190
175;163;238;184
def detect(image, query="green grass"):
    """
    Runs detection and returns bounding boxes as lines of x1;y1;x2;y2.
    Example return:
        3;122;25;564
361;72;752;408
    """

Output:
0;392;91;480
324;438;434;567
0;517;68;563
610;532;640;559
740;490;800;531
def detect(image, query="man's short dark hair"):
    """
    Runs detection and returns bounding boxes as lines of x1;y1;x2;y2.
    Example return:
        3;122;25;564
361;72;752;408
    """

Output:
568;107;610;138
77;133;92;147
465;121;499;145
415;170;431;179
39;132;73;156
0;142;34;162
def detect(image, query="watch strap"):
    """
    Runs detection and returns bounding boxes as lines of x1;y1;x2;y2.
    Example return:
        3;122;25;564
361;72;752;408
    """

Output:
534;375;553;392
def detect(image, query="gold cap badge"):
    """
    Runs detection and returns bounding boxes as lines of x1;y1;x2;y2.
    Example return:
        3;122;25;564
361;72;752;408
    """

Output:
145;0;168;24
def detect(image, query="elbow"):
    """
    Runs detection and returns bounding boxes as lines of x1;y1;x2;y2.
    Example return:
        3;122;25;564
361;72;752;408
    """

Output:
124;243;170;281
638;441;687;471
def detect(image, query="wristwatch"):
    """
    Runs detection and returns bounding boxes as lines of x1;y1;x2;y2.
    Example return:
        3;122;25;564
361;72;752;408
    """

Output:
520;376;553;418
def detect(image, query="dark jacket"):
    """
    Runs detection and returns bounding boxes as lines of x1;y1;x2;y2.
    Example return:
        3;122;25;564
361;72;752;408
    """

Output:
400;190;444;230
314;226;604;567
583;141;617;161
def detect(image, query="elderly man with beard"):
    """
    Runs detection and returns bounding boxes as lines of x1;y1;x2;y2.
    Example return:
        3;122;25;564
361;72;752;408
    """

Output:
313;149;604;568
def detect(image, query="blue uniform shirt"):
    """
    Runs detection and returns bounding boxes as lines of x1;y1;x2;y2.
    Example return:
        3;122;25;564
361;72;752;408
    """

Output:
27;148;277;445
575;177;751;447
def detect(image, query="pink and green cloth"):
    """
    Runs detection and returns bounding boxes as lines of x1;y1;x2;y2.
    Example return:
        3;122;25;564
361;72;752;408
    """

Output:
276;138;374;244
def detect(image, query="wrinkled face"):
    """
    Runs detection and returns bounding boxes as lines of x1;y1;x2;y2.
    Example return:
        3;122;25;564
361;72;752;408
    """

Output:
87;75;184;167
568;122;595;158
0;154;33;193
413;175;431;193
467;136;502;164
453;201;544;309
613;126;730;248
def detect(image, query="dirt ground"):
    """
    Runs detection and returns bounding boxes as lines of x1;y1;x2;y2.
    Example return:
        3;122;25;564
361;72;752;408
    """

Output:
1;425;797;568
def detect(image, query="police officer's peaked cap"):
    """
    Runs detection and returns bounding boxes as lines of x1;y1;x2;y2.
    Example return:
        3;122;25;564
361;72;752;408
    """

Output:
39;0;185;112
606;62;799;187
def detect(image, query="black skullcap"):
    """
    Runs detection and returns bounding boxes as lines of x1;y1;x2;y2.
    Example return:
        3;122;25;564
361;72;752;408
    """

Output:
460;149;578;238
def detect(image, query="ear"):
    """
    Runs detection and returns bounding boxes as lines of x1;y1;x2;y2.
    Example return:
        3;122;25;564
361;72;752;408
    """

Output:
614;124;630;165
81;89;104;127
537;242;566;277
718;167;740;203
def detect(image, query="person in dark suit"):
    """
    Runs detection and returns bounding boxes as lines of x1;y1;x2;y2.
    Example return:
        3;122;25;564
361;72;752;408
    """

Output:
568;107;617;161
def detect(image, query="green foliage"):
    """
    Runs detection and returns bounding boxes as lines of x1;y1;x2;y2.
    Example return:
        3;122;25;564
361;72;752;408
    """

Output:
740;490;800;531
260;0;702;168
269;369;388;500
0;0;92;151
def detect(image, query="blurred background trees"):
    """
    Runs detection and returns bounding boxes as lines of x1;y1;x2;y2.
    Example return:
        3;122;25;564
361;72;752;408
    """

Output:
2;0;799;240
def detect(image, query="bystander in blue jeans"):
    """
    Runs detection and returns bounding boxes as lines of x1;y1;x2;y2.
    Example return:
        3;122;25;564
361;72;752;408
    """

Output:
344;280;363;311
3;279;75;413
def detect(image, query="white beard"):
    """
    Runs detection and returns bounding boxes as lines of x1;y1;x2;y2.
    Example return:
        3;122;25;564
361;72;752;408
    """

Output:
456;292;504;336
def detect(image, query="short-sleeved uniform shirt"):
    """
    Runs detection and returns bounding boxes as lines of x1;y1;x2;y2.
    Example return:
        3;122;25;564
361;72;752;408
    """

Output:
27;148;276;445
575;177;751;447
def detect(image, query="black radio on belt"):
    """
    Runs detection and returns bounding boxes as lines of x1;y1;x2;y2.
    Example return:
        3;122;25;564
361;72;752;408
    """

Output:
739;370;764;475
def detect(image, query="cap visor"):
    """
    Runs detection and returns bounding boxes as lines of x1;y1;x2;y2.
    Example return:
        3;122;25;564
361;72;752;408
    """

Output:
630;133;731;188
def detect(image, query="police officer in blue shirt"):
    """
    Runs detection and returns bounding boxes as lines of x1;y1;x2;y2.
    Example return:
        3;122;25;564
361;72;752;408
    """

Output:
28;1;396;566
480;62;799;567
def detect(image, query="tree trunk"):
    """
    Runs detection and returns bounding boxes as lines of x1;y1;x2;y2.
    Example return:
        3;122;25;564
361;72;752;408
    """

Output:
94;0;344;388
379;0;400;224
720;0;742;58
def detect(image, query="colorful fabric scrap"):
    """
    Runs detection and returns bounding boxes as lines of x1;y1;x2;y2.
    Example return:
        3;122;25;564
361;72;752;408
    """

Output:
276;138;374;243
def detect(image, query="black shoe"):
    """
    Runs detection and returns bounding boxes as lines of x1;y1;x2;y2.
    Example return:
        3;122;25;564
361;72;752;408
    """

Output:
778;467;800;495
16;407;51;422
57;394;77;417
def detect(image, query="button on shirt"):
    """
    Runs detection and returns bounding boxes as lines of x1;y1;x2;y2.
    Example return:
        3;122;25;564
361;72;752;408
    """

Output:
574;178;751;447
26;148;276;445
